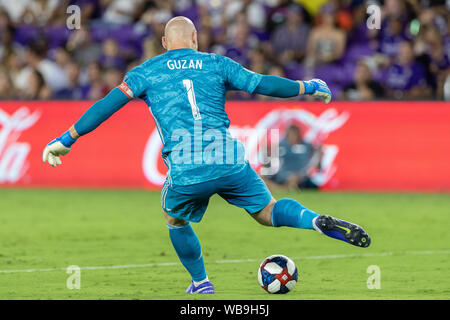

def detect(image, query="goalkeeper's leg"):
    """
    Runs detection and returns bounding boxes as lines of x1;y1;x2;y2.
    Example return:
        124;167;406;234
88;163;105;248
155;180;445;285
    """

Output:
215;163;370;248
253;198;371;248
164;212;214;294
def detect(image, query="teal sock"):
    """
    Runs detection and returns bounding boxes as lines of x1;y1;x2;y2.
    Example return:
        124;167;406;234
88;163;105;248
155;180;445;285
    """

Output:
168;222;207;282
271;198;319;229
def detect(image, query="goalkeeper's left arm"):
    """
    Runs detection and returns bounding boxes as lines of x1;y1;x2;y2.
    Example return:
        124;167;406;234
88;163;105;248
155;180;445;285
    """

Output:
253;75;332;103
42;87;131;167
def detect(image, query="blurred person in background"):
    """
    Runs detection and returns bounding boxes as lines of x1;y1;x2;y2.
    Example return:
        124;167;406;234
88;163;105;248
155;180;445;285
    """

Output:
16;40;68;94
100;38;128;71
347;0;378;49
384;41;431;99
377;15;410;59
224;0;268;30
197;0;227;30
20;0;60;27
224;12;255;66
341;59;385;100
139;3;172;41
424;27;450;99
270;5;310;65
102;0;145;25
18;68;51;100
0;0;448;101
263;124;321;191
141;36;166;61
0;67;15;99
304;3;346;70
0;0;31;24
66;27;103;68
53;47;71;71
54;61;84;99
0;25;23;65
76;0;103;23
81;61;107;100
3;51;23;91
248;47;271;76
197;27;213;53
103;67;122;92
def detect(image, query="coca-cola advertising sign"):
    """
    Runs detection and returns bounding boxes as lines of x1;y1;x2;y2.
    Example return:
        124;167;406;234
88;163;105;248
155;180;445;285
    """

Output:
0;101;449;191
0;107;40;183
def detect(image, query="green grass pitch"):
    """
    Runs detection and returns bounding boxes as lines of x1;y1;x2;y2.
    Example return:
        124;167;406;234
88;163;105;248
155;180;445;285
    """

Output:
0;189;449;300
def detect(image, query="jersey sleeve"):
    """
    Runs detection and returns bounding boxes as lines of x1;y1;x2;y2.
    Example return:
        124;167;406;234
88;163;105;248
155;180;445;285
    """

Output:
218;55;263;93
119;65;149;99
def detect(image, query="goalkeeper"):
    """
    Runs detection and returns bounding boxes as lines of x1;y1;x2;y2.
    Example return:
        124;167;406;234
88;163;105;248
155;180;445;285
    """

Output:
43;17;370;294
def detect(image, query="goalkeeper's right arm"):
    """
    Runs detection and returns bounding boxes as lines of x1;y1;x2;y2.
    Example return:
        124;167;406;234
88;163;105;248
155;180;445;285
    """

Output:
42;87;131;167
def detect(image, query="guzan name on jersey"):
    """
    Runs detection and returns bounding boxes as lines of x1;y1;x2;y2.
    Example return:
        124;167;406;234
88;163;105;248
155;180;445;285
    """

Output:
167;59;203;70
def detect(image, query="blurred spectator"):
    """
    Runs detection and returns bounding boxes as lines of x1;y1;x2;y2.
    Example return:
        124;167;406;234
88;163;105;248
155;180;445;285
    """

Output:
305;3;346;69
0;0;448;101
16;40;68;93
141;36;165;61
102;0;145;25
197;27;213;53
103;67;122;92
224;0;268;30
76;0;103;23
341;60;385;100
424;27;450;98
249;48;270;75
0;67;15;99
224;13;255;66
53;47;71;70
0;25;23;65
384;41;431;99
197;0;226;29
100;38;128;70
270;6;310;64
0;0;31;24
378;16;410;59
66;27;103;68
81;61;107;100
4;51;23;89
263;124;321;191
54;62;83;99
19;68;51;99
20;0;60;27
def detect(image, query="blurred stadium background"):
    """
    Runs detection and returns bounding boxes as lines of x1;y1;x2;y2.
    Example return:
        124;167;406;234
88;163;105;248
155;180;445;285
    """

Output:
0;0;449;300
0;0;449;101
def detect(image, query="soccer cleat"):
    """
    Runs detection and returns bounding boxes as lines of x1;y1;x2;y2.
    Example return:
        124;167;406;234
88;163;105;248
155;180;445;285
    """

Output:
185;281;215;294
313;215;371;248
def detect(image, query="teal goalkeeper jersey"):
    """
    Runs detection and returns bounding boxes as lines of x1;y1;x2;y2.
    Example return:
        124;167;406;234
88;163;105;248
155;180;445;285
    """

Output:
122;48;263;185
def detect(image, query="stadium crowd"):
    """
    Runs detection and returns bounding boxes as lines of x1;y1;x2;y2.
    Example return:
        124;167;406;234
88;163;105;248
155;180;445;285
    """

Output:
0;0;449;101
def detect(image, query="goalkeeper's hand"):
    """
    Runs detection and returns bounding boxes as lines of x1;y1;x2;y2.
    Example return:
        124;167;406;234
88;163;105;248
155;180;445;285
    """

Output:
42;131;77;167
302;79;332;104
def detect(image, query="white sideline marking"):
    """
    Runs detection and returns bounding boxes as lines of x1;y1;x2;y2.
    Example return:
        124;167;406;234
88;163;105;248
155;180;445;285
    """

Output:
0;250;449;274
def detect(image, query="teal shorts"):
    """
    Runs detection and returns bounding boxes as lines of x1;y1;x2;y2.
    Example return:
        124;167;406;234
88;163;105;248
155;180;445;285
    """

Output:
161;163;272;222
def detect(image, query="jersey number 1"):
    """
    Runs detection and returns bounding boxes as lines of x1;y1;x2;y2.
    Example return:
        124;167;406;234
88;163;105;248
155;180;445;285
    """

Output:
182;79;201;120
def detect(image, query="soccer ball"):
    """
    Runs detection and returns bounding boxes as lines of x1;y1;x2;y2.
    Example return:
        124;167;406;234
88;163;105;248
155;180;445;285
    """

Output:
257;254;298;294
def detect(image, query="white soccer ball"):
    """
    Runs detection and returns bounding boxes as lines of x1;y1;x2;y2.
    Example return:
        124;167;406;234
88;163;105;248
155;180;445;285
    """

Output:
257;254;298;294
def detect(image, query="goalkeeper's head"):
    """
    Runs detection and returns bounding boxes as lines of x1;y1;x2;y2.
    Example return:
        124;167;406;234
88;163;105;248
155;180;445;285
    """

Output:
162;16;198;51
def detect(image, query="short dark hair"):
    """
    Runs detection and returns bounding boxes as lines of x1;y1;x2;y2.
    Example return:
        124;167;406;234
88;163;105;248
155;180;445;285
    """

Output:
27;39;48;59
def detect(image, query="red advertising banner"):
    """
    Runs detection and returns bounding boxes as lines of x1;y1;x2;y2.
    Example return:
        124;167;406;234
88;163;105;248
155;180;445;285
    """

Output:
0;101;449;191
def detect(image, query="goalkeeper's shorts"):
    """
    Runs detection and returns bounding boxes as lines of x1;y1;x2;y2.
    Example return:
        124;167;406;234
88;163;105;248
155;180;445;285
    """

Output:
161;162;272;222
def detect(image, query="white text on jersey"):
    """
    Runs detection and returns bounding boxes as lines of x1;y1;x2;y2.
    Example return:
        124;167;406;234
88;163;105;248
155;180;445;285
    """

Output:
167;60;203;70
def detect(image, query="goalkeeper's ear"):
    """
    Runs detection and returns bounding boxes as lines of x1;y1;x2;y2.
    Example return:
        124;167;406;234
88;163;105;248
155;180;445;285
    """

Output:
162;36;168;50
